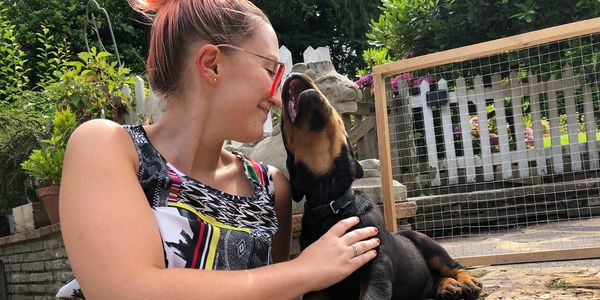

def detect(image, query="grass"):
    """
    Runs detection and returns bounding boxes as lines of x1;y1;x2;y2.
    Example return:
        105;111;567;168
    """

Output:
542;132;600;148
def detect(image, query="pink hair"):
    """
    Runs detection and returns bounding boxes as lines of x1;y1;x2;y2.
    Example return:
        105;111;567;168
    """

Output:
128;0;270;98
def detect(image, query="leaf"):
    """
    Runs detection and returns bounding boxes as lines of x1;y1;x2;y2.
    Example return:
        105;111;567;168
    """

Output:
96;52;112;60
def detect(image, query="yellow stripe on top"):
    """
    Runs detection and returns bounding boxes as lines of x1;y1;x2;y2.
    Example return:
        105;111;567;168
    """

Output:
206;227;220;269
167;202;252;234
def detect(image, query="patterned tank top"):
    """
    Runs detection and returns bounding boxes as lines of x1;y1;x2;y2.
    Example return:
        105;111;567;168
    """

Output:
57;125;278;299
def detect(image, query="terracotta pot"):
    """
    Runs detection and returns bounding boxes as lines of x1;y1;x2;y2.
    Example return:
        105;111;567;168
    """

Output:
36;185;60;224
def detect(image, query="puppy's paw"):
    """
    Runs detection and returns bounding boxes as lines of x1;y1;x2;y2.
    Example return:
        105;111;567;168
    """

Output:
436;278;463;300
458;276;483;300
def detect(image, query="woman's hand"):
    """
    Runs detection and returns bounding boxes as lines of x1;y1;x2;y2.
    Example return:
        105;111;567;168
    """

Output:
294;216;380;291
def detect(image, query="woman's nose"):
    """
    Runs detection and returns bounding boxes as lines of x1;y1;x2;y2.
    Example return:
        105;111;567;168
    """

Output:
270;90;283;108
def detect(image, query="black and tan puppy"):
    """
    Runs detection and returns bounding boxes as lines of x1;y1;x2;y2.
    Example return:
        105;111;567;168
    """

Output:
281;73;483;300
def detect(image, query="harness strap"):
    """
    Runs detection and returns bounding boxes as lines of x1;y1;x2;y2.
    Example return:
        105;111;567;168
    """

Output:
310;187;354;219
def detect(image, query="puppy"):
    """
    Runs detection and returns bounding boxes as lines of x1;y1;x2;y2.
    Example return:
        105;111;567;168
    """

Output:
281;73;482;300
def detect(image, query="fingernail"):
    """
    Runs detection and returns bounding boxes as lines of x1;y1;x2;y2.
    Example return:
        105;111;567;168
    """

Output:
374;227;378;234
376;238;380;244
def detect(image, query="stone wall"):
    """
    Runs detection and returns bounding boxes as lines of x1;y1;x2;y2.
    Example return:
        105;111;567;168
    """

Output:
0;224;71;299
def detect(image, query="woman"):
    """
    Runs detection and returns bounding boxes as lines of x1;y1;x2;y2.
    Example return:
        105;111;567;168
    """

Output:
57;0;379;298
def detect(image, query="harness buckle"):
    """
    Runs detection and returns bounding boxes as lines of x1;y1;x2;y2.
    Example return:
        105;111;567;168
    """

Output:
329;201;340;214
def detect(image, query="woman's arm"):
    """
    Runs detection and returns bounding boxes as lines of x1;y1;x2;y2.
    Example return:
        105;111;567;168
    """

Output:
60;119;378;299
271;168;292;263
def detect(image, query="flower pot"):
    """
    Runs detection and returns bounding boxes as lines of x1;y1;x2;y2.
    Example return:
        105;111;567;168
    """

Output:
36;185;60;224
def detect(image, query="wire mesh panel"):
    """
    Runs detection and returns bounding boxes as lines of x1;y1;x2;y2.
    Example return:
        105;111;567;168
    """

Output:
374;18;600;264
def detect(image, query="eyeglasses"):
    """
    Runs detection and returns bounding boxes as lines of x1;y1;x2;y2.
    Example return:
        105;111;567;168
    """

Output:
216;44;285;97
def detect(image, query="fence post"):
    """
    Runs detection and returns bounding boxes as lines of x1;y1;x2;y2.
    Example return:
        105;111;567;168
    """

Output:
303;46;331;63
390;80;418;192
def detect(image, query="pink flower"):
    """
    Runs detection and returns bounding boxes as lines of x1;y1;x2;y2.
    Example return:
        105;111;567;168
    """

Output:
453;125;461;136
355;73;373;89
403;51;415;59
489;133;499;146
391;73;414;93
524;127;534;148
412;75;435;88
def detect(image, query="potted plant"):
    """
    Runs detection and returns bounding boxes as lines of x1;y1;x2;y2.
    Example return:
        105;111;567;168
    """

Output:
21;107;76;224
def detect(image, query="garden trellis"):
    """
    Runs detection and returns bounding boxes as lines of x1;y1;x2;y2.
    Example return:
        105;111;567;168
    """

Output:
373;17;600;265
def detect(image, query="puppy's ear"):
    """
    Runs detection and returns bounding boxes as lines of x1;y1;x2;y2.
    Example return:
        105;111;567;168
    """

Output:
284;150;305;202
354;159;364;179
291;186;305;203
290;171;305;202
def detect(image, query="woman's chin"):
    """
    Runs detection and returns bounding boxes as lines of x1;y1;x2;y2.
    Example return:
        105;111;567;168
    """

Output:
231;131;264;144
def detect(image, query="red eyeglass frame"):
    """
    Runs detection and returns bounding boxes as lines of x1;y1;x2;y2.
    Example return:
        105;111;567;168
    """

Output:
215;44;285;97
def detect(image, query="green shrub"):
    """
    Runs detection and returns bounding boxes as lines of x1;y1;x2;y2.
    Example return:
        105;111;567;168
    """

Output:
21;107;76;187
367;0;600;60
35;24;70;89
46;47;136;122
0;0;149;81
0;91;55;213
0;8;29;103
357;48;393;76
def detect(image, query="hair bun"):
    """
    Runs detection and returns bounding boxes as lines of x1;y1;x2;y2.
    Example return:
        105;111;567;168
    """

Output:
128;0;171;13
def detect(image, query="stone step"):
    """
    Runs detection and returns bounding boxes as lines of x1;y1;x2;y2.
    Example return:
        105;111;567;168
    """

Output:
409;177;600;237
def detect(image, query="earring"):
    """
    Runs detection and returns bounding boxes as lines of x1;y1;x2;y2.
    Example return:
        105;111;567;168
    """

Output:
213;78;217;82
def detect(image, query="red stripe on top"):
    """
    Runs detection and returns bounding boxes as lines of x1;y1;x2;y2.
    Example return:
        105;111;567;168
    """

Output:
191;216;205;268
248;159;265;186
167;167;182;201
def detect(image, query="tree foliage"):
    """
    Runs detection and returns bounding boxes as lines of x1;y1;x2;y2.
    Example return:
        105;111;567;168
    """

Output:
367;0;600;60
0;8;29;103
0;0;149;83
254;0;381;76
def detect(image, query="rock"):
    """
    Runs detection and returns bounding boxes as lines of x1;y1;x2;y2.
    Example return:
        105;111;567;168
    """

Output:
352;176;407;204
291;61;362;113
359;159;380;171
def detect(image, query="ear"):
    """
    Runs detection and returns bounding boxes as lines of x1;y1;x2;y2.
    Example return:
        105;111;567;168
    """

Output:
291;186;305;202
286;155;305;202
283;144;305;202
194;44;220;83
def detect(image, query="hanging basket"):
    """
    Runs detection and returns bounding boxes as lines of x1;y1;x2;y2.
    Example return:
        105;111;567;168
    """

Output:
36;185;60;224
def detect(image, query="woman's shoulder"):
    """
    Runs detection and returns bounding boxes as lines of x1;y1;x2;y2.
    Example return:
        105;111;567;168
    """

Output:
66;119;138;164
70;119;131;142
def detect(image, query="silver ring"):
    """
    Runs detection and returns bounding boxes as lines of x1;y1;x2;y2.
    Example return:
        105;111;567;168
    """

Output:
351;244;358;257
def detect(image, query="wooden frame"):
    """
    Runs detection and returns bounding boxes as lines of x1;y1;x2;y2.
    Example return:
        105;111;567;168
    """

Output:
456;247;600;267
373;17;600;262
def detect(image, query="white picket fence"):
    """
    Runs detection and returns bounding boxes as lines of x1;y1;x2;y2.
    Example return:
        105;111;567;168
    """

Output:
398;65;598;188
127;45;334;137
